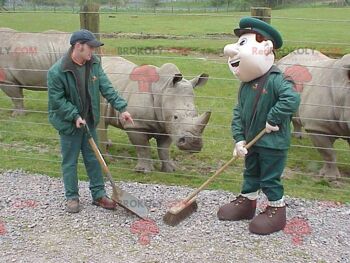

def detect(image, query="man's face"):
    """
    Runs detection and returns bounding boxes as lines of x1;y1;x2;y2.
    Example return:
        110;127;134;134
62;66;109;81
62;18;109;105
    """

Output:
224;33;275;82
75;43;96;61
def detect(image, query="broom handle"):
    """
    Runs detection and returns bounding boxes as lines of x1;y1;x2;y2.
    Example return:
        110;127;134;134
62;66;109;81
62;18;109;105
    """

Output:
183;129;266;203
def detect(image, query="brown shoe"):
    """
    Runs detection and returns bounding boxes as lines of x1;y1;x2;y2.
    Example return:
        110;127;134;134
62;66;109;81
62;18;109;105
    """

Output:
217;195;256;221
66;198;80;213
249;205;286;235
93;196;116;210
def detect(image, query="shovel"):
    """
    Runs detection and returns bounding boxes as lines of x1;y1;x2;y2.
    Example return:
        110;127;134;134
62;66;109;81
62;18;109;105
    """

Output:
84;124;148;219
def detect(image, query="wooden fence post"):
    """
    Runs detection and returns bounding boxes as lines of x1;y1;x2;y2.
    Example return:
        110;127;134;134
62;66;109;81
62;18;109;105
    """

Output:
80;1;108;154
251;7;271;24
80;1;100;36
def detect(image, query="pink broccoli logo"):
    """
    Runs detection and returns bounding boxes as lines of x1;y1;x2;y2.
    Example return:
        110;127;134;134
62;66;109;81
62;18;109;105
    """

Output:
12;199;38;209
130;65;160;92
0;68;5;82
130;218;160;245
284;217;312;245
284;65;312;93
0;221;6;236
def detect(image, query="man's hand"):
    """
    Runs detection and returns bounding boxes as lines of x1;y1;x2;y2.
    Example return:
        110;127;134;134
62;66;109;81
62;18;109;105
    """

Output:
233;140;248;158
120;111;134;125
265;122;279;133
75;117;86;128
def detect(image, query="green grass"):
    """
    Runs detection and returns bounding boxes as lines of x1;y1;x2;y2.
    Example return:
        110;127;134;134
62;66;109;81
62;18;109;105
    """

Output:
0;7;350;202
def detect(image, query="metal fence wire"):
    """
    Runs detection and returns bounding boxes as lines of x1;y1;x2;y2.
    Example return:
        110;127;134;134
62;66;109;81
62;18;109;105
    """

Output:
0;13;350;198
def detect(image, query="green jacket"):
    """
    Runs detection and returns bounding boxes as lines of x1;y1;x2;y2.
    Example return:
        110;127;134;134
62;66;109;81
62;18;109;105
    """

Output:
232;67;300;150
47;48;127;135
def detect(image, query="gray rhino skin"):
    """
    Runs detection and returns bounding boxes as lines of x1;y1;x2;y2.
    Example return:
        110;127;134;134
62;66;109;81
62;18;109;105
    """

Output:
277;49;350;179
0;28;69;115
0;28;211;173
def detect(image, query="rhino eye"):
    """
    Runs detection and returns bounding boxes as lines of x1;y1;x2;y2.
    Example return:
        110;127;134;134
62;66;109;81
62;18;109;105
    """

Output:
174;115;178;120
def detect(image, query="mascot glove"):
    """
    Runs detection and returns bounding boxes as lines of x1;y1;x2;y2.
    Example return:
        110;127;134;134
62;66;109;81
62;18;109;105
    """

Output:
265;122;280;133
233;140;248;158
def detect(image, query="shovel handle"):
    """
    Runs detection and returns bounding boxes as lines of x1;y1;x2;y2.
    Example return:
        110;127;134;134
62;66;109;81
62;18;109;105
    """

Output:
84;126;107;171
183;129;266;203
84;125;120;197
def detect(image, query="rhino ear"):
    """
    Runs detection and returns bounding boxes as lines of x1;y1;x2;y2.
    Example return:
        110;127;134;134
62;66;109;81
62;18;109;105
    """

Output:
191;73;209;88
172;73;183;85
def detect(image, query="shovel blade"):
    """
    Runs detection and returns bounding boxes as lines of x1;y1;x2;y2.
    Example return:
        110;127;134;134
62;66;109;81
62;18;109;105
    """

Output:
112;190;148;219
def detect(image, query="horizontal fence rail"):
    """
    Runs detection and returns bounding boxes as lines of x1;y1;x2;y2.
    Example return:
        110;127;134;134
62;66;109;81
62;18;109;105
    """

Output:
0;10;350;22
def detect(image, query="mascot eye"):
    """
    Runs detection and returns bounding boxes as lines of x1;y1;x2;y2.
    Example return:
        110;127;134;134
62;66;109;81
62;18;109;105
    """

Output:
239;38;247;46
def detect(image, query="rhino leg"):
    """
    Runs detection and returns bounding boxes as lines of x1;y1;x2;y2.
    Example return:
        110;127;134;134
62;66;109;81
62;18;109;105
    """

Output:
308;133;340;179
127;130;154;173
156;135;176;173
1;85;25;116
292;117;303;139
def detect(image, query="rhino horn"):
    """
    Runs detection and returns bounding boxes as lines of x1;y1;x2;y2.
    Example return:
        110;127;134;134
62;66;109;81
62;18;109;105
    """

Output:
194;111;211;134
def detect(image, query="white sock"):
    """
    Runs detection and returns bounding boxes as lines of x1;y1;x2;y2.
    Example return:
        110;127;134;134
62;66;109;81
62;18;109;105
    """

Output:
241;191;259;200
268;197;285;207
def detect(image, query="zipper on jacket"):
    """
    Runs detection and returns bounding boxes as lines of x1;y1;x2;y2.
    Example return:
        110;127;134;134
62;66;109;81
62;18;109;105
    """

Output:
68;70;83;115
87;68;96;125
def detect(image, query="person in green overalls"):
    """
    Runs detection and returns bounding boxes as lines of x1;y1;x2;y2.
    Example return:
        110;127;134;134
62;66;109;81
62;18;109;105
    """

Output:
217;17;300;235
47;29;134;213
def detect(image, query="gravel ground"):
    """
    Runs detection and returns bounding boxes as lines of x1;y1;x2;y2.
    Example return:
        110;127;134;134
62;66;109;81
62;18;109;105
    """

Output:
0;169;349;263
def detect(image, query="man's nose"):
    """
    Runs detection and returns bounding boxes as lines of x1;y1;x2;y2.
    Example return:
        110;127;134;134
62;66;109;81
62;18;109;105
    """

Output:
224;44;239;57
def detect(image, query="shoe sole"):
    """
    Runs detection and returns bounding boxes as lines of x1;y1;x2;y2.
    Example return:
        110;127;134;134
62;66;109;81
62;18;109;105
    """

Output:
217;215;255;221
92;201;116;210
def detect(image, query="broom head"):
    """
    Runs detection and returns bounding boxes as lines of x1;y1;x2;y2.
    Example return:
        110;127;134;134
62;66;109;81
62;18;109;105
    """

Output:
163;198;198;226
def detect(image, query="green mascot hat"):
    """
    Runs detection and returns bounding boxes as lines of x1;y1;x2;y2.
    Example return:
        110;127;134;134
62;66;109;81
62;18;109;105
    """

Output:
234;17;283;49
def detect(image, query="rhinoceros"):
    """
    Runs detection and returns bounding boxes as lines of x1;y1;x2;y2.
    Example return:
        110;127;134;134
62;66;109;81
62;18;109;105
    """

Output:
0;28;211;172
102;56;211;172
277;49;350;179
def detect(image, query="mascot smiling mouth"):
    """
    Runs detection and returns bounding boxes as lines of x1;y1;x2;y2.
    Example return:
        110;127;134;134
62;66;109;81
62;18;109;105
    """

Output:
230;59;240;68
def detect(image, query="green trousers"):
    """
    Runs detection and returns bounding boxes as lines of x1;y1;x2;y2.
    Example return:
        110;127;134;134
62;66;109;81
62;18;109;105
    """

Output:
60;126;106;200
241;146;287;201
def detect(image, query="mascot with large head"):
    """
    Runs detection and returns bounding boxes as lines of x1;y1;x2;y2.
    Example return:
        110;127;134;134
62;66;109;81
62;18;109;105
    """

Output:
217;17;300;235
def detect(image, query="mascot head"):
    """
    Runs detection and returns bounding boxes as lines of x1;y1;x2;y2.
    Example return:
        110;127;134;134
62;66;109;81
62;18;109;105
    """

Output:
224;17;283;82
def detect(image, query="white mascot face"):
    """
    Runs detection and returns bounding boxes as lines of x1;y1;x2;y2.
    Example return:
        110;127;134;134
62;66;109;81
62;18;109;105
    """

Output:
224;33;275;82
